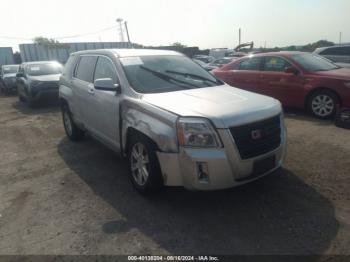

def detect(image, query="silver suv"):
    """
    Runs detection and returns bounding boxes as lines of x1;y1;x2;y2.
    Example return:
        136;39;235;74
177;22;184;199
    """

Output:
59;49;287;194
314;45;350;67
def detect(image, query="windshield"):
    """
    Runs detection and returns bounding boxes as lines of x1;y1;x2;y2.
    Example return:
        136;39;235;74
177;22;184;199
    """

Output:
120;55;222;94
291;53;339;71
26;63;63;76
2;65;19;74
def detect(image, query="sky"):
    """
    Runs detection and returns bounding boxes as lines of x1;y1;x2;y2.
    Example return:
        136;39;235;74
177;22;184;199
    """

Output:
0;0;350;51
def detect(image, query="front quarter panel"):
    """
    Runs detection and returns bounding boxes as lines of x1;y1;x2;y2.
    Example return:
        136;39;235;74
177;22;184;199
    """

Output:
121;98;179;154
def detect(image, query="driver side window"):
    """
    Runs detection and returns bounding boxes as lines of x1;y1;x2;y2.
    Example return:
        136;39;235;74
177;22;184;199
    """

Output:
263;57;292;72
94;56;119;84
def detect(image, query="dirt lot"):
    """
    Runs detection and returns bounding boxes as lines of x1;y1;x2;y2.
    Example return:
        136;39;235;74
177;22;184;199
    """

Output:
0;95;349;256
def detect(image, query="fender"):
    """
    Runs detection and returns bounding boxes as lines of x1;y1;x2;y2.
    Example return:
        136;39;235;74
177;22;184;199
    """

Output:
120;98;179;155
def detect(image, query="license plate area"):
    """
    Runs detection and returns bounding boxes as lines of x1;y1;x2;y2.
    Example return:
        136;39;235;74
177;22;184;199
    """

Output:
235;155;276;182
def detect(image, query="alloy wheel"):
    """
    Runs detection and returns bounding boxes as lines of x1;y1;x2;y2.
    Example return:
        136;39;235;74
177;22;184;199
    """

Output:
311;94;334;117
63;111;73;137
130;143;150;186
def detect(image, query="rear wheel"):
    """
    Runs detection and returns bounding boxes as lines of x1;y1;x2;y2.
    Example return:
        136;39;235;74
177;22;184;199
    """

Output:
308;90;338;119
128;134;163;194
62;104;85;141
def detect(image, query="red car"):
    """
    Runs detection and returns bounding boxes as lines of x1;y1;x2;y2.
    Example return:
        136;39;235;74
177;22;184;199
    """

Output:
213;52;350;119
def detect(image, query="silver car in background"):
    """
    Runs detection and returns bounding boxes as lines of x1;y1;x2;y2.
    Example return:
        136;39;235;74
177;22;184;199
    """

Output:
17;61;63;107
314;45;350;67
59;49;287;194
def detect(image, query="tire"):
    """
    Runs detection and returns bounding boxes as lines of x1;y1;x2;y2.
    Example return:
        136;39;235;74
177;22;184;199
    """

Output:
128;134;163;194
307;90;339;119
27;99;37;108
62;104;85;141
19;95;25;102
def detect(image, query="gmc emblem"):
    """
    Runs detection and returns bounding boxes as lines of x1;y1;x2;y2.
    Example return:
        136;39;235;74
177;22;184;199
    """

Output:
251;129;262;140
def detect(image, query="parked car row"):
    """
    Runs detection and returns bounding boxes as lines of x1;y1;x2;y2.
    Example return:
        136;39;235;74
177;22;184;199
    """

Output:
2;48;349;194
1;61;63;106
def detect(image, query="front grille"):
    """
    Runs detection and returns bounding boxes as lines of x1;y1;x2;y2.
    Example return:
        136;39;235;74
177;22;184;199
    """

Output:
229;115;281;160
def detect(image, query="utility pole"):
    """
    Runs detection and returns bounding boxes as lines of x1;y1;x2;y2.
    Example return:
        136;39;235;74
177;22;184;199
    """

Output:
116;18;125;42
339;32;342;45
124;21;132;48
238;28;241;46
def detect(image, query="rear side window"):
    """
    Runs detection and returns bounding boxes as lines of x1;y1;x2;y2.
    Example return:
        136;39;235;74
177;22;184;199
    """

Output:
263;57;292;72
74;56;98;83
94;56;119;84
237;57;262;71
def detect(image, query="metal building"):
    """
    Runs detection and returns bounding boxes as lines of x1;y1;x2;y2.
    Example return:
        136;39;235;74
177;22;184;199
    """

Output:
0;47;15;66
19;42;132;64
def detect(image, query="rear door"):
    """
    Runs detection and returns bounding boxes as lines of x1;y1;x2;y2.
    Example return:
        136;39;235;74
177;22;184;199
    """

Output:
71;55;98;126
85;56;120;148
223;57;263;93
260;56;305;106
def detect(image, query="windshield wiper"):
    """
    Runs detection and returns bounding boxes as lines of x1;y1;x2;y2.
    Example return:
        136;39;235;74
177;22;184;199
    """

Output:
139;66;200;89
165;70;220;85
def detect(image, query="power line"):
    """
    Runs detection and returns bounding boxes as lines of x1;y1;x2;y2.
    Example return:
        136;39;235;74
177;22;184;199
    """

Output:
0;25;118;41
54;25;118;40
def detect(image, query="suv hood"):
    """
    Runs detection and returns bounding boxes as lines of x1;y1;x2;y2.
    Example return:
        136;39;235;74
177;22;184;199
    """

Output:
29;74;61;82
314;68;350;80
142;84;282;128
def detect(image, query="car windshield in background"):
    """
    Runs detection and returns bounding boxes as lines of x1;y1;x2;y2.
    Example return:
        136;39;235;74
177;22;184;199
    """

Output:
291;53;339;72
2;65;19;74
120;55;222;93
26;63;62;76
212;58;232;65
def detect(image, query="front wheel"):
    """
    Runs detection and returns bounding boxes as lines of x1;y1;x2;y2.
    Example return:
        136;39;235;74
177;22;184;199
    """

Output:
308;90;338;119
128;135;163;194
62;104;85;141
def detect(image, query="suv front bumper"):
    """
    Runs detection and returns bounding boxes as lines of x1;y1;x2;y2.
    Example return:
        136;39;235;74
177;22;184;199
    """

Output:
157;127;287;191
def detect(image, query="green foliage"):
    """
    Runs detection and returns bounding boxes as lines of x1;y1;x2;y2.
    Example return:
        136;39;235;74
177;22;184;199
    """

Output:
300;40;335;52
263;40;335;52
171;42;187;48
33;37;70;49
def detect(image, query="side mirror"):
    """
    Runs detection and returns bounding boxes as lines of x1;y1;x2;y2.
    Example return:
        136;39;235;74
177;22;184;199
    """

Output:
94;78;121;93
284;67;299;75
16;72;25;78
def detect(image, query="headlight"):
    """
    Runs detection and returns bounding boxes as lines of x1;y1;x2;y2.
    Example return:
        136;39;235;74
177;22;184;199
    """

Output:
177;117;221;148
345;82;350;88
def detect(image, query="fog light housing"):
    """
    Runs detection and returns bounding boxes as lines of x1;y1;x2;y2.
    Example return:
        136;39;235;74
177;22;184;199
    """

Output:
197;162;209;183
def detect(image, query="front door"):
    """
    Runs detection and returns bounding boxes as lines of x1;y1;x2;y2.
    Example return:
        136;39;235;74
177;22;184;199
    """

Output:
86;56;120;149
259;56;305;107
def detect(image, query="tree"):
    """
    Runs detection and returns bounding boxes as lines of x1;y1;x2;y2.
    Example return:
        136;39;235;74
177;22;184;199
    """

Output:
301;40;334;52
33;36;70;49
171;42;187;48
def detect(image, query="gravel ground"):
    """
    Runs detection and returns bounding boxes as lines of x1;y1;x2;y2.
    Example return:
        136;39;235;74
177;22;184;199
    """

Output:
0;95;349;256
